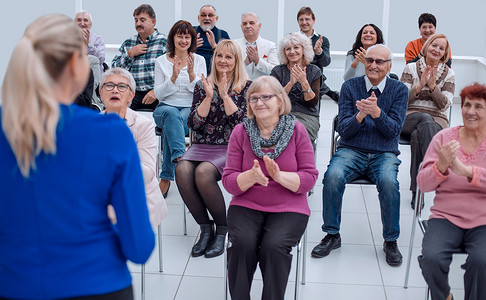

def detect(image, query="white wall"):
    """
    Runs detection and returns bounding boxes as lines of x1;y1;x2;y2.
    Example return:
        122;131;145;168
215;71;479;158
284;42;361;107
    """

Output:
1;0;485;90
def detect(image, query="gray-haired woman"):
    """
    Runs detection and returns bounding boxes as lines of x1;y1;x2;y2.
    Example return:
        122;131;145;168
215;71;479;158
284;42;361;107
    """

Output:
271;32;322;146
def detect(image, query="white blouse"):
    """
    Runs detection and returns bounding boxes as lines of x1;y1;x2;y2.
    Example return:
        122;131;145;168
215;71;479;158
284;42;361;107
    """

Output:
154;53;207;107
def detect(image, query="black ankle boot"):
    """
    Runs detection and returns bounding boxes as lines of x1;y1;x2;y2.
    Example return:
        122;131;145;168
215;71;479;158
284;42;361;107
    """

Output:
191;223;214;257
204;225;227;258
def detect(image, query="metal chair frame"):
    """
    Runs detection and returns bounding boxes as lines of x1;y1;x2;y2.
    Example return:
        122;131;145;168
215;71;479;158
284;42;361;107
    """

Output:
141;223;164;300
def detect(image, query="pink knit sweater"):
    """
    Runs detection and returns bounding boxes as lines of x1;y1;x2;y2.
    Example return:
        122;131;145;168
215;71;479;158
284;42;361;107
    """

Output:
417;126;486;229
222;121;318;216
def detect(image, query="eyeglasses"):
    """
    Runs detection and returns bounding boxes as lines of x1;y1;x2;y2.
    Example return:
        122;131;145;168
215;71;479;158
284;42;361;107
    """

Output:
364;58;391;66
102;82;131;92
248;94;276;103
200;14;215;18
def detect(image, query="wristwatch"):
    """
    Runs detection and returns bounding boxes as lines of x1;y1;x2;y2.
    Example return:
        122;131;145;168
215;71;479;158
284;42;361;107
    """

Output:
303;87;312;93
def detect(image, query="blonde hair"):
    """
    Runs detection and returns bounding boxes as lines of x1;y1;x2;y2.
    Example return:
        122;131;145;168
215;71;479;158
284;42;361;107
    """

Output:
278;32;314;65
421;33;450;64
246;76;292;118
208;39;248;93
1;14;84;177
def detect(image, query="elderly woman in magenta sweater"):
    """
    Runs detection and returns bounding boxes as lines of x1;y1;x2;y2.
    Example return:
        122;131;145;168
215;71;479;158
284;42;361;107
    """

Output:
417;83;486;300
222;76;318;300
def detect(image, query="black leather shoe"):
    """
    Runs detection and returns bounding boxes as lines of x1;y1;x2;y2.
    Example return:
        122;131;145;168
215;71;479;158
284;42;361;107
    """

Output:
205;226;227;258
191;223;214;257
163;182;170;199
383;241;402;266
311;234;341;258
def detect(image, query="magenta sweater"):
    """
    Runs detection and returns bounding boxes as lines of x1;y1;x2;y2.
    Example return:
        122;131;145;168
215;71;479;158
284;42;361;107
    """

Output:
222;121;318;216
417;126;486;229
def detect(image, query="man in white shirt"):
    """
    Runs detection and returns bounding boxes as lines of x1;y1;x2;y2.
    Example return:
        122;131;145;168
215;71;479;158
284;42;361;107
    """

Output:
233;12;278;80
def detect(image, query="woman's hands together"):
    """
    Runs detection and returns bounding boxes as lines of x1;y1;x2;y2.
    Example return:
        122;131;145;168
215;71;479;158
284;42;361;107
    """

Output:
201;73;214;99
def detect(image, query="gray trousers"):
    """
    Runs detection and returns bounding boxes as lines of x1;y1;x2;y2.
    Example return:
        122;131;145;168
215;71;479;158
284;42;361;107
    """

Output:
418;218;486;300
401;112;442;191
292;112;320;151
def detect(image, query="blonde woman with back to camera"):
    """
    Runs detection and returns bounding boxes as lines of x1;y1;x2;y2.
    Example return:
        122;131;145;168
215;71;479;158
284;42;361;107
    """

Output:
0;15;154;299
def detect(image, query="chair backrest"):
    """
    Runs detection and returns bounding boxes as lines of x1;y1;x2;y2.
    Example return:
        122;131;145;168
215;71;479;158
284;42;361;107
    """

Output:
330;115;340;161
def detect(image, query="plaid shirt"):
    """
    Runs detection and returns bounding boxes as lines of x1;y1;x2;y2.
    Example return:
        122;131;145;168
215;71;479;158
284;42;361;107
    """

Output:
112;29;167;92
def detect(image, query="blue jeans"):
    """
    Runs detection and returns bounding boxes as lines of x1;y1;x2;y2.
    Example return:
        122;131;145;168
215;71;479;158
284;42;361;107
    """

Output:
322;147;401;241
153;103;190;181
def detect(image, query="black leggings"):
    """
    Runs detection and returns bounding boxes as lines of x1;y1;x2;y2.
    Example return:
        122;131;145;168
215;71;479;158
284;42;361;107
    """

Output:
175;160;227;226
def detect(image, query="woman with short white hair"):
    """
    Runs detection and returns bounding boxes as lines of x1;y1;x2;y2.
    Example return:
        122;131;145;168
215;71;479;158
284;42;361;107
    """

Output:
100;67;168;228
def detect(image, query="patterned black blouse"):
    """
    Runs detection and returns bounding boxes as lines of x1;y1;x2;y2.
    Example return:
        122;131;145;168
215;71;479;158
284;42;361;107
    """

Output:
189;80;251;145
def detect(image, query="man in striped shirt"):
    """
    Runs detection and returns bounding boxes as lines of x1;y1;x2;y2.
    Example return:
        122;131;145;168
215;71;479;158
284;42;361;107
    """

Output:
112;4;167;111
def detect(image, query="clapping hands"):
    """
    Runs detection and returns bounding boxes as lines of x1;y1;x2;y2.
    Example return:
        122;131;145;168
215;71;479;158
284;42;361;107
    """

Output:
314;36;323;55
248;156;282;187
290;64;307;86
356;91;380;118
201;74;214;99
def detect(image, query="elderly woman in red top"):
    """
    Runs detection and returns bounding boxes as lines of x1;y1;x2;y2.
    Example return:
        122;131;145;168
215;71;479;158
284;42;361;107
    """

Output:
417;83;486;300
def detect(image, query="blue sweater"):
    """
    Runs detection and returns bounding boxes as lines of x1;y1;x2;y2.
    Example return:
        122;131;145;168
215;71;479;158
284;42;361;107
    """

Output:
0;105;155;299
337;76;408;154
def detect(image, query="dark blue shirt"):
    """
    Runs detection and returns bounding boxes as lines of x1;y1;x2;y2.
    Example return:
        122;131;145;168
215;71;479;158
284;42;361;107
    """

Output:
194;25;230;74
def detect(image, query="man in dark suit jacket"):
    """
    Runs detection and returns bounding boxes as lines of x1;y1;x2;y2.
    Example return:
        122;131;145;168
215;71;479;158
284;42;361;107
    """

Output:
297;6;339;102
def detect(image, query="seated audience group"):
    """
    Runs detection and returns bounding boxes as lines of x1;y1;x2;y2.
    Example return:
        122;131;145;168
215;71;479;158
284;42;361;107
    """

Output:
2;3;485;300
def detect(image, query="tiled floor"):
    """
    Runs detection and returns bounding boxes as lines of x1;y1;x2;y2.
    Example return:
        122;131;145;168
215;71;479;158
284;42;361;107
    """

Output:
132;99;466;300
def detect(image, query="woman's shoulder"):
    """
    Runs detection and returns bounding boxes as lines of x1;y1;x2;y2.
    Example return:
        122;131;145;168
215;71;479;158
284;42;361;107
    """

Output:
272;64;287;73
75;105;130;134
232;122;246;135
193;53;205;62
434;126;460;141
293;120;308;134
156;53;170;64
64;105;136;149
127;108;155;130
307;64;322;77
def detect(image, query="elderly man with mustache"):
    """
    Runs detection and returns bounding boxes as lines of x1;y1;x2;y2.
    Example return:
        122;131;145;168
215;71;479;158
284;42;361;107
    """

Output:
112;4;168;111
194;5;230;74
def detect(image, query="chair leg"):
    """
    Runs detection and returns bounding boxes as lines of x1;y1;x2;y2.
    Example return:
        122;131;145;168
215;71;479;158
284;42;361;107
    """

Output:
404;189;424;288
404;207;418;288
141;264;146;300
301;230;307;285
183;204;187;236
158;223;163;272
294;238;302;300
223;235;229;300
